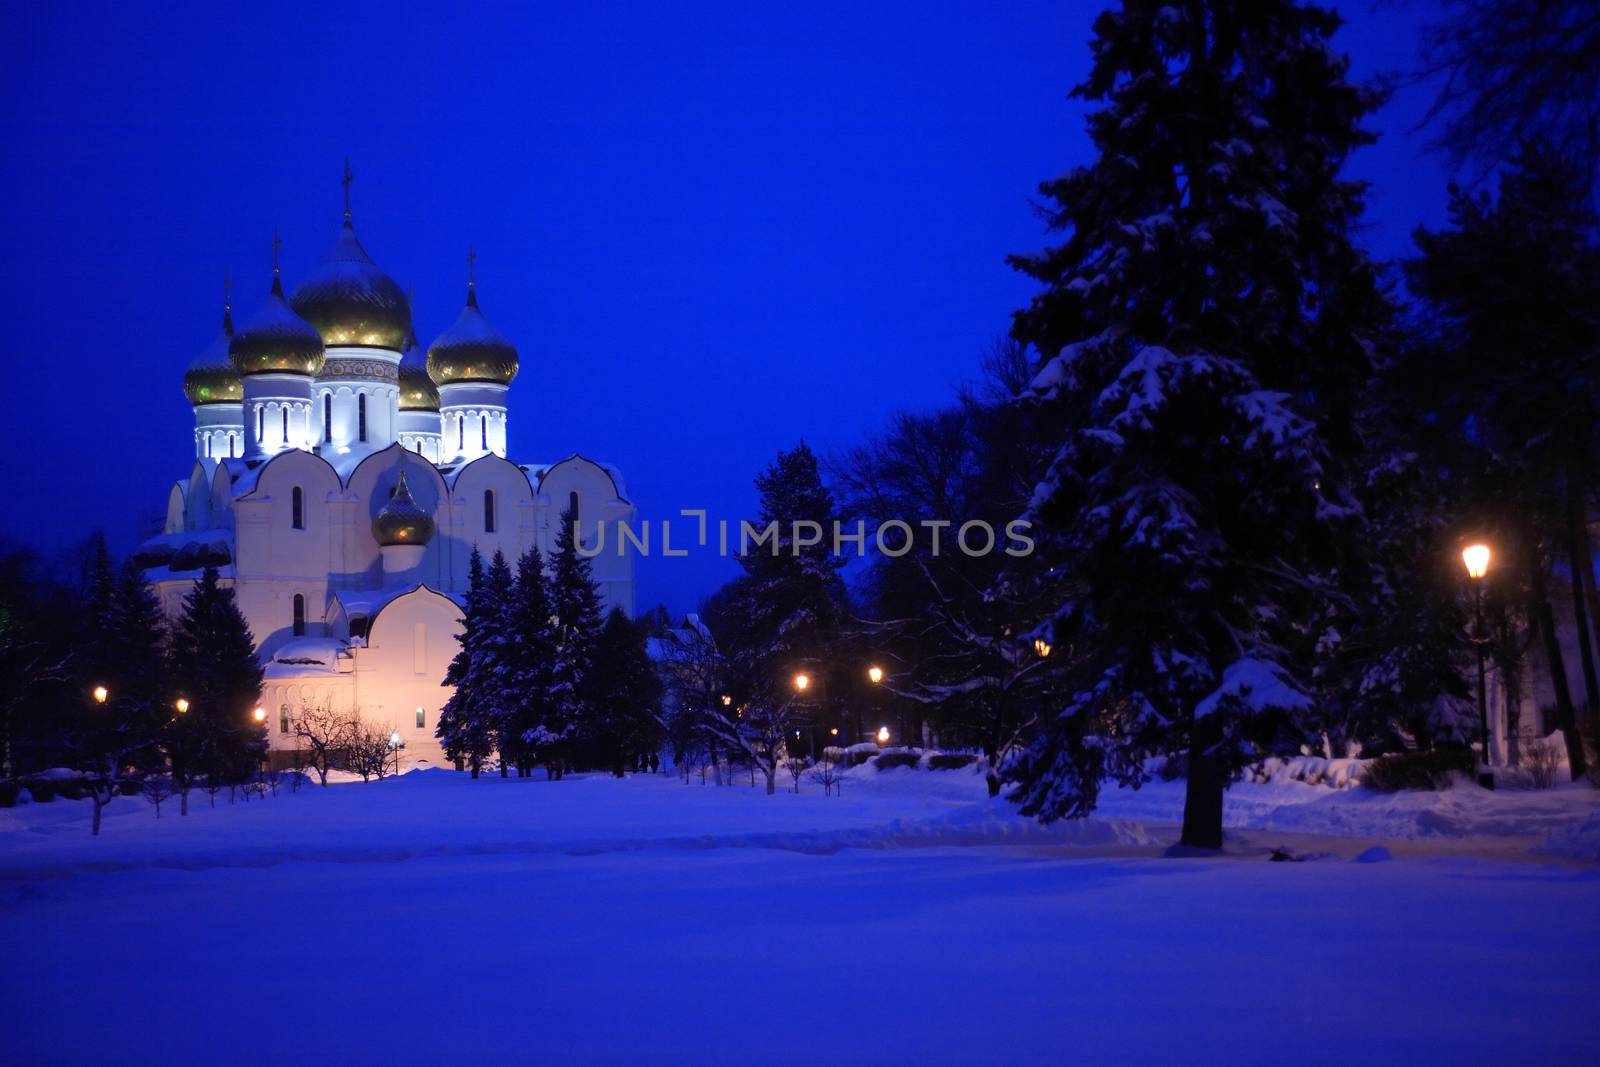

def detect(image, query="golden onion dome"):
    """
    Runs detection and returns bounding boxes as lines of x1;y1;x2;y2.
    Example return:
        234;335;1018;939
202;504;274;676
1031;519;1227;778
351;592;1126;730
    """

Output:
183;303;244;405
229;272;326;376
372;466;435;546
290;222;411;350
398;331;439;411
427;285;520;386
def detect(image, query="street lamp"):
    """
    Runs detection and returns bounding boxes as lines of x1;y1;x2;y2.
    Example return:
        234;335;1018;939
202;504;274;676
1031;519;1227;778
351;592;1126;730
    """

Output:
720;693;732;707
1461;542;1494;789
877;725;890;745
1033;638;1052;658
793;673;810;692
388;731;405;775
175;698;190;714
252;706;267;723
867;665;883;684
92;685;109;704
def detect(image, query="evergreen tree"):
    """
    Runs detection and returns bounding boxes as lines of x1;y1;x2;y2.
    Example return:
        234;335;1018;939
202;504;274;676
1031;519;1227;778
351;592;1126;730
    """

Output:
585;607;665;775
168;566;265;792
547;504;604;776
1404;144;1600;777
714;443;848;732
505;547;559;776
1005;0;1389;848
438;549;497;776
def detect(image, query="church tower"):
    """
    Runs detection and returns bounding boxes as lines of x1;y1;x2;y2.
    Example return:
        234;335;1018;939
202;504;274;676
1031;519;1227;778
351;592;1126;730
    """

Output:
427;250;520;466
292;161;410;465
230;238;325;459
182;284;244;460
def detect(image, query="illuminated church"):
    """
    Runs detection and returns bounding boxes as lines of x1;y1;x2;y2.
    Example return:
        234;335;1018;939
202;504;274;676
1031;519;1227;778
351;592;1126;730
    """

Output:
138;173;635;764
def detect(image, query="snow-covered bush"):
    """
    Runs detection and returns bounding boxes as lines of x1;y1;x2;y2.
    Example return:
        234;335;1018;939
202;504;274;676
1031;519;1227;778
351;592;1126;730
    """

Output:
925;753;978;771
874;751;920;771
1362;749;1472;793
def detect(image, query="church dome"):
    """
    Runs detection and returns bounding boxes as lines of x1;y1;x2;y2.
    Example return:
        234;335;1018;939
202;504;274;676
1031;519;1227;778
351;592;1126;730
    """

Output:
290;222;411;350
427;285;520;386
183;303;243;405
398;331;439;411
229;272;326;377
372;466;435;546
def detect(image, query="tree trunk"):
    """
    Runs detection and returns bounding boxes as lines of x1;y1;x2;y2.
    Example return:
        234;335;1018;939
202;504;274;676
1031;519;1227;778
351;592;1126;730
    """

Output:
92;796;103;836
1179;717;1226;850
1564;474;1600;716
764;767;776;795
1534;596;1588;778
180;789;188;816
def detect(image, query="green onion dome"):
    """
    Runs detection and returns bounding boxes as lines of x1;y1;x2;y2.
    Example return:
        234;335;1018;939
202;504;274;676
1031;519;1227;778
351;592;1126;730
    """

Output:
398;329;439;411
426;284;519;386
290;222;412;350
183;303;243;405
372;466;435;546
229;272;326;377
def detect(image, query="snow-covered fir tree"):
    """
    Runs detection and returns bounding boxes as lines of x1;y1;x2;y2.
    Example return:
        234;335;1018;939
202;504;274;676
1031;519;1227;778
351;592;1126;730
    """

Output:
547;504;604;777
585;607;664;775
437;549;497;776
1005;0;1389;848
506;546;560;776
168;565;266;791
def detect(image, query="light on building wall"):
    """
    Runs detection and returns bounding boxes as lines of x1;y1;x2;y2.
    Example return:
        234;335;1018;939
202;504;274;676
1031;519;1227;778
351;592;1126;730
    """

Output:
1461;543;1491;580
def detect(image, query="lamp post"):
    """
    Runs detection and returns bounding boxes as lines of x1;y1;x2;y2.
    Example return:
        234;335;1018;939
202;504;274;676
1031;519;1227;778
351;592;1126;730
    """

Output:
1461;543;1494;789
389;731;405;776
92;685;109;705
174;698;190;714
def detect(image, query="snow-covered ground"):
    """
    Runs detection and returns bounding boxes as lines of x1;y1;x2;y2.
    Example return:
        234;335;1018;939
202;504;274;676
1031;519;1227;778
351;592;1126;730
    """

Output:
3;765;1598;1063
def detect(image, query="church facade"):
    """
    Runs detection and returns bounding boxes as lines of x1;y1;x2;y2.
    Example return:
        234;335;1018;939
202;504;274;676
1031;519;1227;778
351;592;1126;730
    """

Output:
139;189;634;765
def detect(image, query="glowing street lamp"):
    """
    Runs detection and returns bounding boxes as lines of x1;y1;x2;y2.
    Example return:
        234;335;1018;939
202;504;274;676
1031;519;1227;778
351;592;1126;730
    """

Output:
793;673;810;692
92;685;109;705
867;665;883;684
174;698;190;714
252;706;267;723
720;694;732;707
830;727;839;737
876;725;890;745
1461;542;1494;788
1033;638;1052;658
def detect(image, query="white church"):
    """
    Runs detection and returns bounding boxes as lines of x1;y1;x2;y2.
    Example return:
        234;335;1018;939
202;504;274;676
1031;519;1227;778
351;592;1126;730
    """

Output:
138;184;635;765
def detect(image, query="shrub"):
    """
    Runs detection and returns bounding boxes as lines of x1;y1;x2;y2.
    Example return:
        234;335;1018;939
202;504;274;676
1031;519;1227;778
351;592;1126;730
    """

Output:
25;780;55;803
1522;737;1563;790
874;752;920;771
118;777;144;796
53;779;90;801
1362;748;1473;793
0;780;21;807
926;753;978;771
847;748;877;767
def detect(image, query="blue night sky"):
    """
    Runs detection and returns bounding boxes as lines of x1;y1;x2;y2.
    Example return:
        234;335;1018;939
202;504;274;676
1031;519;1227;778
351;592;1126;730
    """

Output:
0;0;1447;615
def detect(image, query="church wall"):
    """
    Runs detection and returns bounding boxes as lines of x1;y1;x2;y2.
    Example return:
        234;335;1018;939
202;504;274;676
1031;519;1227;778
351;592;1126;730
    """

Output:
350;589;463;764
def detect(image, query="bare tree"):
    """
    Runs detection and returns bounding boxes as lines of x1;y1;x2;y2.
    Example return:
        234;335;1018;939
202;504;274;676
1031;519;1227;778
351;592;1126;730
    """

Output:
1414;0;1600;188
785;755;808;794
808;753;844;797
291;702;353;786
345;720;395;782
699;684;801;795
142;774;173;817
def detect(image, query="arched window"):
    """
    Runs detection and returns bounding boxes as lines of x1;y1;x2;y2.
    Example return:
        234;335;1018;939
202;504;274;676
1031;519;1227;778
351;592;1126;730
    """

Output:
569;490;579;524
416;707;426;728
480;414;488;451
281;406;289;443
256;405;264;440
292;593;305;637
323;393;332;443
458;414;465;451
279;704;290;734
291;486;304;530
202;434;210;458
230;434;238;458
358;393;368;443
484;489;496;533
